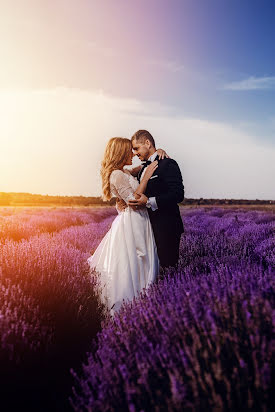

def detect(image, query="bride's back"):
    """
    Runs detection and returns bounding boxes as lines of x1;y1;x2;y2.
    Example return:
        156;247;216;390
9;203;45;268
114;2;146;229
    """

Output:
110;169;138;202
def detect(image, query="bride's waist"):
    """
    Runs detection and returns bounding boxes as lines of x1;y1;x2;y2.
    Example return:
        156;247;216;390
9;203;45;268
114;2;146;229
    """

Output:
119;207;148;215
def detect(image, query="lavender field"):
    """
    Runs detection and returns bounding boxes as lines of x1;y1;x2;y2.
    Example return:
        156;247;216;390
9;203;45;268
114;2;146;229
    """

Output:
0;206;274;411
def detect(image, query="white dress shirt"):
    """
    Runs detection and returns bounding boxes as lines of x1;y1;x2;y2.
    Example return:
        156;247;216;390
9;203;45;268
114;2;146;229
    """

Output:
140;151;158;211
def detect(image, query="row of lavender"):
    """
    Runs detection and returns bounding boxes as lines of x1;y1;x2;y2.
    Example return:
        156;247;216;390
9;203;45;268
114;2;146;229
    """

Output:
0;207;274;411
0;206;116;242
70;208;275;411
0;207;117;411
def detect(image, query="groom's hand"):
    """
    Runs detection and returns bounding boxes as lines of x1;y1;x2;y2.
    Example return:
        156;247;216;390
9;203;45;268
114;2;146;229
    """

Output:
128;193;148;208
116;198;127;213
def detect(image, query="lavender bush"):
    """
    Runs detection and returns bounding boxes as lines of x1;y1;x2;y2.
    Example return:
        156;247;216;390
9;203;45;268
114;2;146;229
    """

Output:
70;207;274;411
0;206;274;411
0;207;116;411
0;206;116;243
71;266;274;411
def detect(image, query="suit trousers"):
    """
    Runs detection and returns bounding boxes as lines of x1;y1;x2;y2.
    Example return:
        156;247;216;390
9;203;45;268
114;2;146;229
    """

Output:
154;231;182;269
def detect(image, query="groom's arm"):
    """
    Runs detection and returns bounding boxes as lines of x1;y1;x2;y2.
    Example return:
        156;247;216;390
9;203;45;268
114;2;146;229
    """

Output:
155;159;184;209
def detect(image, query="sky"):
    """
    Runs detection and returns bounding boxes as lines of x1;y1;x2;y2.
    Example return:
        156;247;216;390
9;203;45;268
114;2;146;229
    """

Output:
0;0;274;199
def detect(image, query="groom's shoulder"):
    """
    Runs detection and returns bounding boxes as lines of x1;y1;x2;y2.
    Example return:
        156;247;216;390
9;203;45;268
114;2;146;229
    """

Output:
158;157;180;169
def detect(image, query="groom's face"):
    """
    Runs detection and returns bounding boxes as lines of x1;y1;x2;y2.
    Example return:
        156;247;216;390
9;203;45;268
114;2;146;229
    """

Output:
132;138;150;161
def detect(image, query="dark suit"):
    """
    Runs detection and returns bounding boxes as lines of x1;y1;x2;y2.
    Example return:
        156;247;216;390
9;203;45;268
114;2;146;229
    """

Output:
137;155;184;268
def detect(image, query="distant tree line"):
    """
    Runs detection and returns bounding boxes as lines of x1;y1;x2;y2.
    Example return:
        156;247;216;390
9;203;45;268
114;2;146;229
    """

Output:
183;198;275;205
0;192;274;207
0;192;114;206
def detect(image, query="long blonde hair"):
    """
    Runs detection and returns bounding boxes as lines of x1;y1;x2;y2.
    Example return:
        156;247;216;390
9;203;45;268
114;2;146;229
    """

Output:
101;137;132;201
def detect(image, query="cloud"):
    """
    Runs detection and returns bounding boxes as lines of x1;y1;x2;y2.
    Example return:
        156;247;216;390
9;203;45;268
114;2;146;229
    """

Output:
0;87;274;199
146;59;185;73
223;76;275;91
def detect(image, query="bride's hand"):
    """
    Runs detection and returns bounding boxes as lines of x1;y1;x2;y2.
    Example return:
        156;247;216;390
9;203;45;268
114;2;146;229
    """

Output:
156;148;170;159
143;160;158;181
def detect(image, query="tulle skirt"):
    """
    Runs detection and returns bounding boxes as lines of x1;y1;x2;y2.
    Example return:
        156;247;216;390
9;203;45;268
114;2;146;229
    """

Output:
87;207;159;316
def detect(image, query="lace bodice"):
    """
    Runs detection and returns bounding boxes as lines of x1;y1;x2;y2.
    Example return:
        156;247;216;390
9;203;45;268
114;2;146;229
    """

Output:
110;169;139;203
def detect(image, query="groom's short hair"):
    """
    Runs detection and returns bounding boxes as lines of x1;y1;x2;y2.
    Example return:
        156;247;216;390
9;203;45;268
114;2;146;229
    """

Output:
131;130;155;148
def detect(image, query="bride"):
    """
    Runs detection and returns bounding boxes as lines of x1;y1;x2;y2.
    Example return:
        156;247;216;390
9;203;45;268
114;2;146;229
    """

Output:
87;137;167;316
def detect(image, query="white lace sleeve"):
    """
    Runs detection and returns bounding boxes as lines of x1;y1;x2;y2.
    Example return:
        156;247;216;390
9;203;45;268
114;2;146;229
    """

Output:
110;170;135;203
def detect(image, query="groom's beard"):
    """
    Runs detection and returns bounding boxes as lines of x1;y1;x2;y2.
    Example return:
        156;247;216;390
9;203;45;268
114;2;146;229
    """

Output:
142;151;157;161
138;152;150;161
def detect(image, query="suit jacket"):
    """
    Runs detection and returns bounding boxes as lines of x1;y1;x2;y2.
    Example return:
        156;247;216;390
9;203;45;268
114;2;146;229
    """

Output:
137;156;184;239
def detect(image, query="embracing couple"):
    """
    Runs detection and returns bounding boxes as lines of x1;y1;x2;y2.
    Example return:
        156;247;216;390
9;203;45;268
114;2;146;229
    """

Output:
88;130;184;315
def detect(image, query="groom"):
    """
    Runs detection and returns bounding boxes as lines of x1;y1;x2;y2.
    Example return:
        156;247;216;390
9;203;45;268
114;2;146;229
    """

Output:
128;129;184;269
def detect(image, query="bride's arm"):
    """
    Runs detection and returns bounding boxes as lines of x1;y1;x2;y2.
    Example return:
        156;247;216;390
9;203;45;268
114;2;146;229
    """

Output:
111;164;157;212
129;148;169;176
129;165;142;177
133;161;158;197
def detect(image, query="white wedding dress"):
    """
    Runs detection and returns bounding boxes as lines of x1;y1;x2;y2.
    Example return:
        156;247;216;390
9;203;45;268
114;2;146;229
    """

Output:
87;169;159;316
